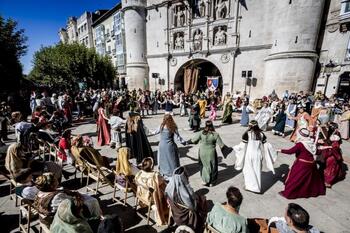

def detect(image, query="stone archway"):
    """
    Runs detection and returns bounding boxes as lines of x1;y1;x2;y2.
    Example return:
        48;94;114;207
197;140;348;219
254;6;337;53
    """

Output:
338;72;350;98
174;59;223;94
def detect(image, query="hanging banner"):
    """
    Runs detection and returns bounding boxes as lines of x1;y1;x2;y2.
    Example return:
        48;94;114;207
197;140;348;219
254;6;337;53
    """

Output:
207;76;220;91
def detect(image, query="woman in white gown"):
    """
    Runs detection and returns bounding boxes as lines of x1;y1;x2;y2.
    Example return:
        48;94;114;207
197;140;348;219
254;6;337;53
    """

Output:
255;103;273;131
234;120;277;193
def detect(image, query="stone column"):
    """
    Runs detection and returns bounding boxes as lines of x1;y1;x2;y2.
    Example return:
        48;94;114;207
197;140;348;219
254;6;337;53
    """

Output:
122;0;149;90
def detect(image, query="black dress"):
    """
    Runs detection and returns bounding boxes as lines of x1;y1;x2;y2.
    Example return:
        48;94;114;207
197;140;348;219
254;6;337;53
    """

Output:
273;110;287;133
125;112;153;163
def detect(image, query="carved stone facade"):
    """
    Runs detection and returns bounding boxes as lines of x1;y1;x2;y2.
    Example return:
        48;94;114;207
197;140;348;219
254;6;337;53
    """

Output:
145;0;331;98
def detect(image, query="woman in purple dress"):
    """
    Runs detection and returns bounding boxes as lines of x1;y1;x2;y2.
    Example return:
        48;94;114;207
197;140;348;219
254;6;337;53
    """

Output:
277;128;325;199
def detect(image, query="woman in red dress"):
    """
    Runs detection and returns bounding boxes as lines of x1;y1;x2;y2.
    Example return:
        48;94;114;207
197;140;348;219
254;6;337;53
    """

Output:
278;128;325;199
97;102;111;146
57;129;74;164
318;134;346;188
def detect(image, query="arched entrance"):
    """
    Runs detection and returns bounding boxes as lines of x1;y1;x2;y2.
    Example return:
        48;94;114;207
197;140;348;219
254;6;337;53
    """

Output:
338;72;350;98
174;59;223;94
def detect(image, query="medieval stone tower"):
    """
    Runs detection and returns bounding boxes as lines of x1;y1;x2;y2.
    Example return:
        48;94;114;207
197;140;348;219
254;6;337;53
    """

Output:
263;0;326;95
122;0;327;97
121;0;149;90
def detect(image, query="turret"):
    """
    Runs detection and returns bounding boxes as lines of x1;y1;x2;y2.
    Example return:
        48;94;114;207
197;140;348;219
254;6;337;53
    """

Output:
263;0;325;95
121;0;149;90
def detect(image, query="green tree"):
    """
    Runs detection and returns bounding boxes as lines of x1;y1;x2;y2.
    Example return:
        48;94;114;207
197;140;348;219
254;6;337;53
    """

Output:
0;15;28;92
29;43;116;90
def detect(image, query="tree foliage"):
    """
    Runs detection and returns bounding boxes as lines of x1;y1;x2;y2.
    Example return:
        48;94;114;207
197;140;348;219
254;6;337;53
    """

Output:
0;15;28;92
29;42;116;90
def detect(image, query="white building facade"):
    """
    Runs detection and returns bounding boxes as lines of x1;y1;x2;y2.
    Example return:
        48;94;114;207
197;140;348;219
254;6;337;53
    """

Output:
59;17;78;44
77;12;94;48
92;4;127;87
315;0;350;98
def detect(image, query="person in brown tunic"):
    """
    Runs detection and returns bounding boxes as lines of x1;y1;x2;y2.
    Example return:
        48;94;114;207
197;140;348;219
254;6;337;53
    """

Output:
165;166;207;232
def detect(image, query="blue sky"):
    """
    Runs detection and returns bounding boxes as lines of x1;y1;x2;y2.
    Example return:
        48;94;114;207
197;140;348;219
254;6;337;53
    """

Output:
0;0;119;74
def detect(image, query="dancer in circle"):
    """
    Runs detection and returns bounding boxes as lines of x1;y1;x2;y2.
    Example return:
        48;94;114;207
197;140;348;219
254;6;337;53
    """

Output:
189;120;231;186
152;114;187;180
234;120;277;193
277;128;326;199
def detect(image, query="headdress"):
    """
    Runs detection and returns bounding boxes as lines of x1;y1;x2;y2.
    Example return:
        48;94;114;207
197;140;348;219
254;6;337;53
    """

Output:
249;120;258;127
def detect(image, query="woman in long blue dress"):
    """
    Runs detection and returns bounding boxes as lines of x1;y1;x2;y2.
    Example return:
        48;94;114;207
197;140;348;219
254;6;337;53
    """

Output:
152;114;187;180
286;99;297;129
240;101;254;126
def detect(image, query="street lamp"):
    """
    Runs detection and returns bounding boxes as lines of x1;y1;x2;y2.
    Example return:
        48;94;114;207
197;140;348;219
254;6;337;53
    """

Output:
323;60;336;95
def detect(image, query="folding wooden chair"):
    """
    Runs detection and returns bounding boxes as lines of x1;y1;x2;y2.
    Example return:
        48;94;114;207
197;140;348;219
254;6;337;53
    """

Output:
112;173;136;206
134;173;157;225
37;138;48;161
19;198;38;233
70;146;87;185
38;214;51;233
48;143;58;162
6;176;20;206
84;158;114;195
205;223;220;233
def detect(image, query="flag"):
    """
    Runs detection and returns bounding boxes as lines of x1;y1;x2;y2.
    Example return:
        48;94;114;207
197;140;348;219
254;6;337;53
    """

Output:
207;76;220;91
240;0;248;10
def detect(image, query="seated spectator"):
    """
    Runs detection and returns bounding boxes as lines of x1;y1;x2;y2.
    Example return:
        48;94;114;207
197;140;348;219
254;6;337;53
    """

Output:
14;168;39;200
49;110;68;134
165;166;207;232
115;147;139;190
31;106;42;124
269;203;320;233
207;186;248;233
5;143;28;176
29;159;63;182
71;135;111;169
57;129;74;164
34;172;101;226
134;157;169;226
12;111;35;145
50;199;94;233
97;214;124;233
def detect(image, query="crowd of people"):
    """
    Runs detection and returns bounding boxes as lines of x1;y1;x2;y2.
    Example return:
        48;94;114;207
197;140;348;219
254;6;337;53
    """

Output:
1;86;349;233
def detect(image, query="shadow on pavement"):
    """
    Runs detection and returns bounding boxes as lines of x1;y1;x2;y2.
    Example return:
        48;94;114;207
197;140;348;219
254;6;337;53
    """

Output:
0;212;19;233
216;164;240;186
260;164;289;194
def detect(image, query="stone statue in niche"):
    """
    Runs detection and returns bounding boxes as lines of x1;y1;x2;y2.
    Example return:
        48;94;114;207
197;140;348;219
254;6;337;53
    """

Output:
199;0;206;17
193;29;203;51
214;26;227;45
178;8;186;26
175;32;184;50
172;8;178;27
194;0;206;18
216;0;228;19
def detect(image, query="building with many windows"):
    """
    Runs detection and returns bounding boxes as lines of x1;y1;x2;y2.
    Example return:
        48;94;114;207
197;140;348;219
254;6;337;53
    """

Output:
92;4;126;87
76;12;94;48
59;17;78;44
59;10;107;47
315;0;350;98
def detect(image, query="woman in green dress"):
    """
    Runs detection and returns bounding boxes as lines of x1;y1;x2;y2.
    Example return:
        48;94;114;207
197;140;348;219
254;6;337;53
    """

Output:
189;120;230;186
222;97;234;124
